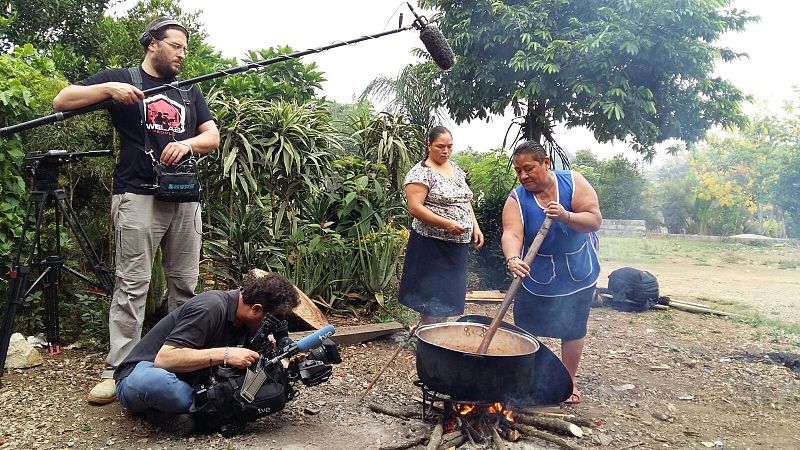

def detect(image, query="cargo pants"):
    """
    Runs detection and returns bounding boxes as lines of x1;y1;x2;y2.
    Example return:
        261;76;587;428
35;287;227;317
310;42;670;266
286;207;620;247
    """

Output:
101;193;201;379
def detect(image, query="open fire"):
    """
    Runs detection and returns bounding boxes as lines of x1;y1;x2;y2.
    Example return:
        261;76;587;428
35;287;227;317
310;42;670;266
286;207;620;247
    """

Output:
446;401;519;445
407;380;588;449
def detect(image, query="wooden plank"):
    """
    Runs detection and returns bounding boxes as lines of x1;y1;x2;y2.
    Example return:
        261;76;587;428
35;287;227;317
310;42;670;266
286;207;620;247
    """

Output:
290;321;405;346
466;290;505;299
466;297;504;303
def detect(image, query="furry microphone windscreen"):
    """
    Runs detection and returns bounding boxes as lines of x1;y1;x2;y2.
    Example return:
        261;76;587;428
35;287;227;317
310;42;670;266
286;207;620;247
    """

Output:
419;25;455;70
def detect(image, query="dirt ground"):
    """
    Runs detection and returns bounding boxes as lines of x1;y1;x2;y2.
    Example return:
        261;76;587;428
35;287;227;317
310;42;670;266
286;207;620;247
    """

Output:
1;244;799;449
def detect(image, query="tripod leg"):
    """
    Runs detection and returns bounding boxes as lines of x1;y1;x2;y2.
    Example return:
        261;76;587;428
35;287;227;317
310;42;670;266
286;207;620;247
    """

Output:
0;195;42;386
43;256;63;355
0;267;32;387
55;192;114;293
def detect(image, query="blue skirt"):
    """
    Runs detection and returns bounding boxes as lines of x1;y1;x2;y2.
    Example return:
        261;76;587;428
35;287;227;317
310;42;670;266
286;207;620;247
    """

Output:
513;286;594;340
398;230;469;317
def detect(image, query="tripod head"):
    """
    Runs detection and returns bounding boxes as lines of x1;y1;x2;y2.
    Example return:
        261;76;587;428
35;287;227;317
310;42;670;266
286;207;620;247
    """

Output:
24;149;112;191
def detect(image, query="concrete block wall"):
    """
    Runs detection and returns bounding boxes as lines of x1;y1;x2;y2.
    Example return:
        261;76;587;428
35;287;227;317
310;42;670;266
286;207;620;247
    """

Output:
597;219;646;237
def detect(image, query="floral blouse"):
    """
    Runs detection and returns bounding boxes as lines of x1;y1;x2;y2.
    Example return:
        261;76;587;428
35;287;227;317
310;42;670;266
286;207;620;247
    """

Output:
404;161;474;243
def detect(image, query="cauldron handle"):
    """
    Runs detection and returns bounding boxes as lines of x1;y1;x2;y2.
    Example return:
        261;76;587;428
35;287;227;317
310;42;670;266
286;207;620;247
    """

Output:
476;217;553;355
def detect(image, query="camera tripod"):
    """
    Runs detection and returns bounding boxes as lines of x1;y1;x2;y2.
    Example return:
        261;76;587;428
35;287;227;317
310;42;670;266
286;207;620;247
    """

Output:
0;150;114;387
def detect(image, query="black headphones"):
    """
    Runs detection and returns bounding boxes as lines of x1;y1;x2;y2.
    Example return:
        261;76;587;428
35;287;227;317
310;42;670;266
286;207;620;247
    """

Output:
139;18;189;47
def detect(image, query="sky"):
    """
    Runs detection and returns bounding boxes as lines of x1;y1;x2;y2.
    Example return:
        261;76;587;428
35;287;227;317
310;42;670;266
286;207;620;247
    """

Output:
114;0;797;161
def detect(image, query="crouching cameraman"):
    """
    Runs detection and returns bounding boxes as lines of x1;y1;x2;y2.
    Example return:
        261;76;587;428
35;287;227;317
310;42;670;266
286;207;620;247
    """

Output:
113;272;299;436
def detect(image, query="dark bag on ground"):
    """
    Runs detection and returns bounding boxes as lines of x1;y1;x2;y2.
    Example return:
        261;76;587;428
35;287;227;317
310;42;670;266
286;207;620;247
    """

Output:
601;267;660;312
191;363;290;436
153;159;202;202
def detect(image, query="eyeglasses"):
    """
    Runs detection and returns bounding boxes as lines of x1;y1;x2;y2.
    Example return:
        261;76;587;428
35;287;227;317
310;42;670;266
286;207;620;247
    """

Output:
158;39;188;55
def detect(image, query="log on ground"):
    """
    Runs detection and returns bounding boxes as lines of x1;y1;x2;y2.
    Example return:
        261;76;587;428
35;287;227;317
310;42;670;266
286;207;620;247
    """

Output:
378;435;428;450
504;420;585;450
515;413;584;437
425;423;443;450
369;402;422;420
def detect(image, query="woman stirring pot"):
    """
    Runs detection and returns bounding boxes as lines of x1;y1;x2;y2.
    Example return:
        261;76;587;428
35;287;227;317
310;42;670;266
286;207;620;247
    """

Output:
502;140;602;404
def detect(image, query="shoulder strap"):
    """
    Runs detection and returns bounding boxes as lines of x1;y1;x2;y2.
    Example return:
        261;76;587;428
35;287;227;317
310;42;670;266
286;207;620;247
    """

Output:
128;66;143;90
174;77;191;106
128;67;157;164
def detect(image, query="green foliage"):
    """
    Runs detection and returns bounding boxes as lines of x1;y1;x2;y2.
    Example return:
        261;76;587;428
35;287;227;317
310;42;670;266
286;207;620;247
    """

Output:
595;154;647;220
282;223;360;311
0;46;62;286
60;292;111;347
203;200;286;287
146;248;167;317
256;100;340;222
453;149;517;289
0;0;109;80
421;0;755;156
356;228;407;305
775;146;800;237
304;156;403;237
688;112;789;236
326;99;374;155
348;111;422;193
93;0;208;73
202;94;339;218
218;47;325;102
650;155;695;233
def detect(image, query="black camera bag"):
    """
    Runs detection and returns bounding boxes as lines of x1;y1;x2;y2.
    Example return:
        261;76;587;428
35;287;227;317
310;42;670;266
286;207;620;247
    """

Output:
191;363;289;434
153;160;202;203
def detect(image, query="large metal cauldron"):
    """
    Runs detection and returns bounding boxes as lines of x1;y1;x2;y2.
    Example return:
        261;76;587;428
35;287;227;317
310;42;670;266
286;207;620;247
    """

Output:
415;322;539;402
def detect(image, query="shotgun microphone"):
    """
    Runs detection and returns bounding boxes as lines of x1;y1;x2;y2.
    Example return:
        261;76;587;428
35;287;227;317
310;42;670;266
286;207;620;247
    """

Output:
406;2;455;70
419;25;455;70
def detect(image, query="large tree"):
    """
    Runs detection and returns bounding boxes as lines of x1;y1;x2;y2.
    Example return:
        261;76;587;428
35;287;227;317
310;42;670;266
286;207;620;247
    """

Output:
0;0;109;79
420;0;756;158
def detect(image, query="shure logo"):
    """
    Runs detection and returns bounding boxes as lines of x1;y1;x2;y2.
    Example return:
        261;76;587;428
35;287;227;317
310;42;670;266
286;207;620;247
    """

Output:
168;183;195;190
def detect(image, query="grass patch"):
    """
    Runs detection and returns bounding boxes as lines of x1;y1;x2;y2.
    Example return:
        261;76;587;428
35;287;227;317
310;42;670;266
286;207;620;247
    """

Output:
735;314;800;337
599;236;800;269
671;295;800;347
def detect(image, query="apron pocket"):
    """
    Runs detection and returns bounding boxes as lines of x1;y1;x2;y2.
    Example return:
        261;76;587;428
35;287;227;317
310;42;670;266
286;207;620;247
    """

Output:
566;242;593;282
530;254;555;284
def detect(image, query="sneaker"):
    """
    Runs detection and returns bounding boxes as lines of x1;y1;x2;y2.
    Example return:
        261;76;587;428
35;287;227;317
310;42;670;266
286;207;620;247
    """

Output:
88;378;116;404
146;410;196;437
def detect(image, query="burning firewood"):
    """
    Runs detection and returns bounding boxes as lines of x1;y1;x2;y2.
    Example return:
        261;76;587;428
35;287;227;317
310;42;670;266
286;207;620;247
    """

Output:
425;423;443;450
503;420;585;450
514;413;584;438
459;417;479;446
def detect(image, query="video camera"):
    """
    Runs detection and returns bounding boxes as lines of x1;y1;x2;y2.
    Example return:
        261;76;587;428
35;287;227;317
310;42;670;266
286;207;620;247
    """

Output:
190;316;341;437
23;149;112;190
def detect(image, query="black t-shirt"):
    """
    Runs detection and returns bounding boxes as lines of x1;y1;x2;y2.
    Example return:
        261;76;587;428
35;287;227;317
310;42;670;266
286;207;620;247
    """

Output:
114;289;250;386
77;67;213;194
